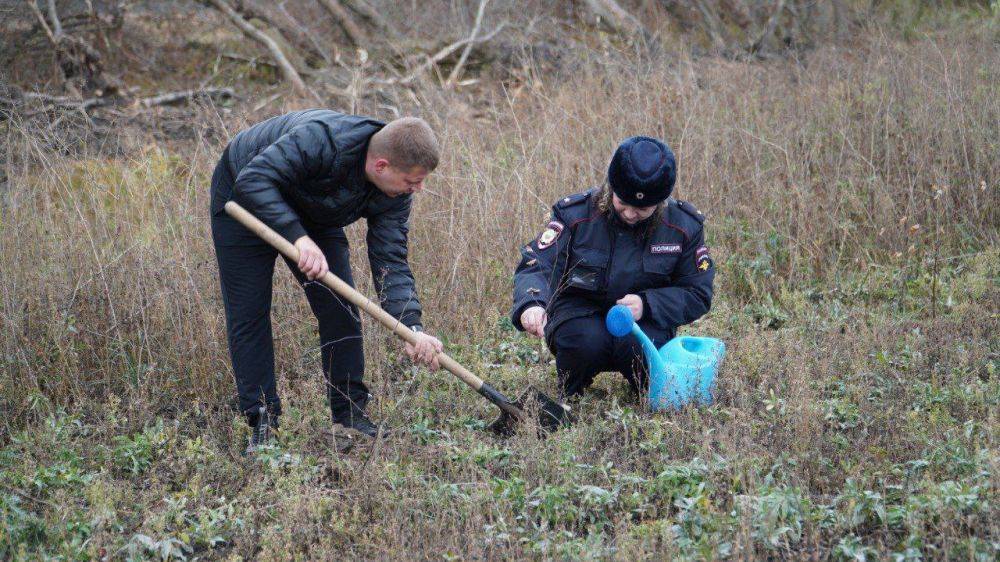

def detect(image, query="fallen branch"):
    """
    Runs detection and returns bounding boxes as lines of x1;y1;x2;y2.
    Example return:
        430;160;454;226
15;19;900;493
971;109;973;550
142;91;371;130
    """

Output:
21;91;109;110
25;0;120;96
316;0;367;48
390;22;507;86
46;0;64;36
445;0;490;87
748;0;787;54
137;87;235;108
234;0;328;67
344;0;393;37
4;88;235;114
275;2;333;66
692;0;729;51
204;0;316;100
221;51;318;77
582;0;646;36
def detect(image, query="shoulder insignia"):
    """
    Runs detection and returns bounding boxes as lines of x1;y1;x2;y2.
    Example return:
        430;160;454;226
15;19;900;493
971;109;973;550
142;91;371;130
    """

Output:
555;190;592;210
536;221;564;250
676;200;706;224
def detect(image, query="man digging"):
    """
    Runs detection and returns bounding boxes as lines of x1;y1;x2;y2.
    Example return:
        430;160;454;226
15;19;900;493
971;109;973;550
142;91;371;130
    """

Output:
209;110;443;454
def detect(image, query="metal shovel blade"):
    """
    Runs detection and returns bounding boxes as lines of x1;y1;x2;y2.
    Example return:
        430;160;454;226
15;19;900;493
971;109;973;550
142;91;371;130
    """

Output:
488;386;573;437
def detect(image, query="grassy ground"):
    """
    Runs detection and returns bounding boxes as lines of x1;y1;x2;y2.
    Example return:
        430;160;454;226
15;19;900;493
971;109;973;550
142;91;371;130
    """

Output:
1;9;998;561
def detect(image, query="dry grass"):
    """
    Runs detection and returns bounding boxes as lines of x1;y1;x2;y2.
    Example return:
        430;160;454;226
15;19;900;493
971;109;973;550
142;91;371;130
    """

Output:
1;11;998;561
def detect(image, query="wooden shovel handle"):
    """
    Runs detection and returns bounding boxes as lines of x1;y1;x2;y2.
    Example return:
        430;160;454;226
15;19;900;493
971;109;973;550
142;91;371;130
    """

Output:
224;201;487;392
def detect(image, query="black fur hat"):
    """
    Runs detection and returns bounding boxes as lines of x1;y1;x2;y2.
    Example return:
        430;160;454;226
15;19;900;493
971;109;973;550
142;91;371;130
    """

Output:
608;136;676;207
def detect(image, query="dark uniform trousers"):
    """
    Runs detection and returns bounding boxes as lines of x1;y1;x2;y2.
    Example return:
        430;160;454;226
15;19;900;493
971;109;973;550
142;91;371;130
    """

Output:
210;155;367;424
550;315;671;399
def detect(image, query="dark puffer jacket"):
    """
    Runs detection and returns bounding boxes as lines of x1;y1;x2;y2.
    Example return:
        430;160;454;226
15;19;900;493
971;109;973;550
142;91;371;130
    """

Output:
210;109;422;327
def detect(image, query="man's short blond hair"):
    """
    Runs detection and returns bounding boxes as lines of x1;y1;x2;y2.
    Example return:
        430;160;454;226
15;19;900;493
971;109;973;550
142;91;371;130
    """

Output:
369;117;439;171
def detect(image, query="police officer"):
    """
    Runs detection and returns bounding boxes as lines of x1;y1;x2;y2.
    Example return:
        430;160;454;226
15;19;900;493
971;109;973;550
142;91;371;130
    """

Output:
210;109;444;453
511;136;714;399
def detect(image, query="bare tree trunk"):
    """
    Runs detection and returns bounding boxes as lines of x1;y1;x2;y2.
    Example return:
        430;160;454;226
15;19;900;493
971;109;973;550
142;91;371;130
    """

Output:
316;0;367;48
204;0;314;100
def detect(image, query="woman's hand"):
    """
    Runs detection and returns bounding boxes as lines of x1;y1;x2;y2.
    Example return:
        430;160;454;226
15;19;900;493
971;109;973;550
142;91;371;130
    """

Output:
294;236;329;280
616;294;643;321
520;306;548;338
405;332;443;371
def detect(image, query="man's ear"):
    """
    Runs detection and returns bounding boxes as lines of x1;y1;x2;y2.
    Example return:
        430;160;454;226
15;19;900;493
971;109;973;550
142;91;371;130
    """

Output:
373;157;390;173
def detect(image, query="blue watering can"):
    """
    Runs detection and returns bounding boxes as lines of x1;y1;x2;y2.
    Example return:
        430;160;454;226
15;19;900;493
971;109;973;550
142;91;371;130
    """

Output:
605;305;725;411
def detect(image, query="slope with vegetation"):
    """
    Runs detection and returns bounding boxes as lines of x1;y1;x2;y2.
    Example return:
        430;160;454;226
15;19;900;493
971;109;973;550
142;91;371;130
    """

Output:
1;1;997;559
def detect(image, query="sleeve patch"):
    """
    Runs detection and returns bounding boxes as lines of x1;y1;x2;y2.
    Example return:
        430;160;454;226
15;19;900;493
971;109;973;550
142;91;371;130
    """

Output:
697;256;712;271
536;221;564;250
696;246;713;271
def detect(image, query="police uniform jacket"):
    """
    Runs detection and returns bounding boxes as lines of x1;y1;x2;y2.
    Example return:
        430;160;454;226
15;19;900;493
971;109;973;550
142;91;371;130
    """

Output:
511;189;714;343
210;109;422;328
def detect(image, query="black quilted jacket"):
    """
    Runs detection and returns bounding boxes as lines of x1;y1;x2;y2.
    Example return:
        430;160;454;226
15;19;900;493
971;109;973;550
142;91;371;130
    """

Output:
211;109;422;327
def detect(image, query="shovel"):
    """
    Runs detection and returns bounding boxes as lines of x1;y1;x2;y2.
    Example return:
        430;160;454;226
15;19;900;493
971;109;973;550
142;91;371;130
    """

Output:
224;201;571;435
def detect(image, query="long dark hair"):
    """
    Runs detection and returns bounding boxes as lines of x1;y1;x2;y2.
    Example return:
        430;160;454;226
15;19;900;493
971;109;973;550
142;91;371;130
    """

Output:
595;180;665;238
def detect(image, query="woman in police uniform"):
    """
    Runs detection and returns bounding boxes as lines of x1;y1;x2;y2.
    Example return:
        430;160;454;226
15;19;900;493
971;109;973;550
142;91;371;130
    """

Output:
511;136;714;399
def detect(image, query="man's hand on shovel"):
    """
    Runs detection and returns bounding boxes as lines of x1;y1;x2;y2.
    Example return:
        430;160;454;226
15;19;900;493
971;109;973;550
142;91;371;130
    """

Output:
405;332;443;370
294;235;329;280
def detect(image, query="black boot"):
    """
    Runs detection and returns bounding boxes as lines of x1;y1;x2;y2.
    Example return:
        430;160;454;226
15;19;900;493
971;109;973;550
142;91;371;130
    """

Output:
245;405;278;455
333;405;382;438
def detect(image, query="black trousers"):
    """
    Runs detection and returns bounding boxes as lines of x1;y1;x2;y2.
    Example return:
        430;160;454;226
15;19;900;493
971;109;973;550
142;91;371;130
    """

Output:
548;314;672;399
210;155;366;425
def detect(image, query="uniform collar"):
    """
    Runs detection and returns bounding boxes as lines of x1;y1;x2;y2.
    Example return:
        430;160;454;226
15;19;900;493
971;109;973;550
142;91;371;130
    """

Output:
608;208;655;232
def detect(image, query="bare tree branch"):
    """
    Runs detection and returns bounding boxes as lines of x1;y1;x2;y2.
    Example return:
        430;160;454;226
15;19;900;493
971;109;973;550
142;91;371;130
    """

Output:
692;0;729;51
445;0;489;87
343;0;392;37
276;2;332;65
235;0;328;67
26;0;56;44
316;0;367;48
749;0;787;54
388;22;507;86
221;51;318;77
136;87;235;108
5;87;235;113
204;0;316;100
581;0;651;41
26;0;117;96
46;0;63;37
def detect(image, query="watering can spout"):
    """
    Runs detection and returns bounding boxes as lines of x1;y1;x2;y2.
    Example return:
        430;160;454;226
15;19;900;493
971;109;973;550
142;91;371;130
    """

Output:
633;326;667;375
606;305;725;411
